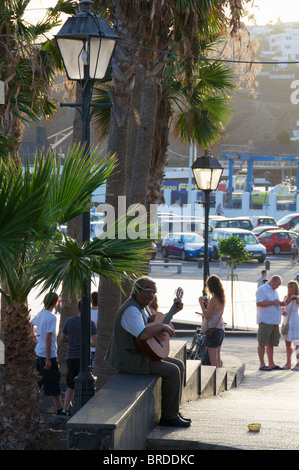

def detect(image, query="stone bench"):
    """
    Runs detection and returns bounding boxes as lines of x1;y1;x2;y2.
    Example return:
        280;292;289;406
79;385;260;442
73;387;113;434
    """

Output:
149;261;182;273
67;373;162;450
67;340;188;450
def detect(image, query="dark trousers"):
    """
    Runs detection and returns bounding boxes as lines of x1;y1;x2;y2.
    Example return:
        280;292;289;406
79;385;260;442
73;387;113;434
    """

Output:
149;356;185;420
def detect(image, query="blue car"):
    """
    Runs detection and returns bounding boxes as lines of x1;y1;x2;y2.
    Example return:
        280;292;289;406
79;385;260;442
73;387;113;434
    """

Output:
161;232;214;261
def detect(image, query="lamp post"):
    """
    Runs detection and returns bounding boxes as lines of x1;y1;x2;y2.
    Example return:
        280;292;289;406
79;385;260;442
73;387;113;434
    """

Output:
55;0;118;412
192;153;223;296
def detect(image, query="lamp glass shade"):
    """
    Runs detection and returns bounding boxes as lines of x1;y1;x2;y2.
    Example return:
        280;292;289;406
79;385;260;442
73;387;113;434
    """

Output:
56;37;116;81
192;156;223;191
89;37;116;79
56;38;85;80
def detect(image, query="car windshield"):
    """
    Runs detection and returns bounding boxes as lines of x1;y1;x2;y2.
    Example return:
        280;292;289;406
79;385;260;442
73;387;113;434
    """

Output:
182;234;203;243
259;231;274;238
235;233;258;244
277;214;296;224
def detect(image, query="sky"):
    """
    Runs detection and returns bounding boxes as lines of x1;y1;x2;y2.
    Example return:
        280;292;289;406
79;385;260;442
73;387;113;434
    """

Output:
25;0;299;29
246;0;299;25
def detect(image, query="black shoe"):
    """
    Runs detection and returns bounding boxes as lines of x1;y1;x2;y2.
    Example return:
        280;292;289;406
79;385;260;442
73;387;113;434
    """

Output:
179;412;192;423
159;416;191;428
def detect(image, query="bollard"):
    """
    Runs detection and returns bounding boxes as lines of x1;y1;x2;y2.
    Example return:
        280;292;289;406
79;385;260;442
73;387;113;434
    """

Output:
197;259;203;268
265;260;270;271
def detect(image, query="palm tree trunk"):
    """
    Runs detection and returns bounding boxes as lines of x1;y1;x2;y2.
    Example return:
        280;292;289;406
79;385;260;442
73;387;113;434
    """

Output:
146;94;172;208
0;301;41;450
128;69;161;207
94;2;143;388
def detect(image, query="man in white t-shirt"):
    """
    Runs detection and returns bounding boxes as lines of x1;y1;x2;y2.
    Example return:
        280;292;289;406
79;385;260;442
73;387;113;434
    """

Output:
30;292;64;415
256;275;285;371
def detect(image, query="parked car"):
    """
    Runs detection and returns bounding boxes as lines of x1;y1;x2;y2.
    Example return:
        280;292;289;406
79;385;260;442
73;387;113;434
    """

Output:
277;213;299;230
252;225;281;237
161;232;214;261
210;228;266;263
209;216;254;231
257;229;298;254
157;216;212;242
251;215;277;228
292;223;299;234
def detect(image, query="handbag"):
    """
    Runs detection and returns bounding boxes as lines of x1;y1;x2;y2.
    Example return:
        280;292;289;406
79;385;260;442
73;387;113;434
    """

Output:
281;300;294;336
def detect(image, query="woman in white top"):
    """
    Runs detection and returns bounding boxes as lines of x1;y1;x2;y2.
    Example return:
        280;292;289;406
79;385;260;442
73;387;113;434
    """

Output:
281;280;299;370
199;275;225;368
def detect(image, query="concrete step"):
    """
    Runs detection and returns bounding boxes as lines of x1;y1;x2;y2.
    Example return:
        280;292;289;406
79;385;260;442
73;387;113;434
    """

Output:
146;354;246;451
182;359;201;402
199;365;216;398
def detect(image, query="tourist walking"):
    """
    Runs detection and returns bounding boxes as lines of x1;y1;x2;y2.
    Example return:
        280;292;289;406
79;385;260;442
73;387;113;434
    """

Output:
30;292;64;414
60;300;97;414
281;280;299;370
256;275;285;371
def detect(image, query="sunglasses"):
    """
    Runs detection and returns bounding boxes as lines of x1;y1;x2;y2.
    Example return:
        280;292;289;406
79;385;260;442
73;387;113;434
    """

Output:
142;288;157;294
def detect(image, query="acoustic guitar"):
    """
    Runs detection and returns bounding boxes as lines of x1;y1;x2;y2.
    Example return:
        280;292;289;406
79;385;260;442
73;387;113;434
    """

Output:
136;287;184;361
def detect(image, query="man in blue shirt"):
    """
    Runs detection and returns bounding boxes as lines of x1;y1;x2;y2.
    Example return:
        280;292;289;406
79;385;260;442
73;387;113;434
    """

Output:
61;300;97;415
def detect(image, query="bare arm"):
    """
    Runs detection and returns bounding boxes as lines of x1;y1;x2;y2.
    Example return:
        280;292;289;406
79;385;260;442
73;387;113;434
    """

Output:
60;332;68;343
44;332;53;370
91;334;97;348
138;322;174;340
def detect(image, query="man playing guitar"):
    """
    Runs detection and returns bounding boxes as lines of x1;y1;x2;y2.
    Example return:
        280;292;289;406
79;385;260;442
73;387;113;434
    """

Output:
105;276;191;428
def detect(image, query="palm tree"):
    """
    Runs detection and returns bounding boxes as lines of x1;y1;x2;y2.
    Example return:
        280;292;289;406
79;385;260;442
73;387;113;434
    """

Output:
0;1;67;157
0;146;151;449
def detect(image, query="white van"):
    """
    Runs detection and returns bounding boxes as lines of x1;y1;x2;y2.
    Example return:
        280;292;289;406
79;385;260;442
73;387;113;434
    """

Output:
210;228;266;263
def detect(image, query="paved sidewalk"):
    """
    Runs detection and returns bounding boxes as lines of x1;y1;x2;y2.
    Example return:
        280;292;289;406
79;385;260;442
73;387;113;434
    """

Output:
148;335;299;450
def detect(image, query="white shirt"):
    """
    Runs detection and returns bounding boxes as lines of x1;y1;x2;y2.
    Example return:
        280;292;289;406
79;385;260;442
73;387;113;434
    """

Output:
121;305;149;338
30;309;57;358
256;283;282;325
90;307;98;352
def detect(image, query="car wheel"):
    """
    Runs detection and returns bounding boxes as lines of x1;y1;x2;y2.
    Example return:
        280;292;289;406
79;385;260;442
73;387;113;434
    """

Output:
273;246;281;255
180;250;187;261
161;247;168;258
257;257;265;263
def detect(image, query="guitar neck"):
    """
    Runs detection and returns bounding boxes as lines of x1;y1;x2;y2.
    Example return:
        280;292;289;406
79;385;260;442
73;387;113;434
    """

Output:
162;302;179;325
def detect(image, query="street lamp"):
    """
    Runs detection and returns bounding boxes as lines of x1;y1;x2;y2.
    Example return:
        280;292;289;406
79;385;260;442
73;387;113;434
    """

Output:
192;153;223;295
55;0;118;413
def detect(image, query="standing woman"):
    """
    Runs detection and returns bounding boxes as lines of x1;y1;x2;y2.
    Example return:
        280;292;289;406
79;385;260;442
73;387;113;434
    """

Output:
281;280;299;370
199;275;226;368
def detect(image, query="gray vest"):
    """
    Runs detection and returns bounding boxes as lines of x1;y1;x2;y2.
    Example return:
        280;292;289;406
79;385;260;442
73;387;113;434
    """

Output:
105;297;150;374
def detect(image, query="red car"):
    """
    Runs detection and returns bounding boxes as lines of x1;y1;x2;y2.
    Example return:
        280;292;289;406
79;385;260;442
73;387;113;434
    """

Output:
277;213;299;230
258;229;298;255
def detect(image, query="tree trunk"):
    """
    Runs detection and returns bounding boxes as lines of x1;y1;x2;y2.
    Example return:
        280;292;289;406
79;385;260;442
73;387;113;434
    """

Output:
0;301;41;449
146;94;172;208
94;4;143;388
128;67;162;207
